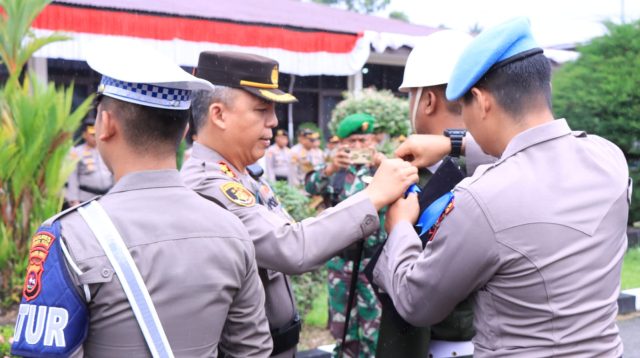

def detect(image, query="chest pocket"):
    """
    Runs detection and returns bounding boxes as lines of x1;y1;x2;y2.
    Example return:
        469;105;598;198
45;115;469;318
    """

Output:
76;257;115;285
79;154;96;174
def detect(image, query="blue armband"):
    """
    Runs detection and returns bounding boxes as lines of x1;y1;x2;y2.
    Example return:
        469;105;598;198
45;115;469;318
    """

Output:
11;221;89;357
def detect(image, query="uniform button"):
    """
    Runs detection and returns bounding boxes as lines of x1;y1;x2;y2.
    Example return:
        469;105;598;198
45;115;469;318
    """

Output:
452;352;457;357
364;216;373;226
101;268;111;278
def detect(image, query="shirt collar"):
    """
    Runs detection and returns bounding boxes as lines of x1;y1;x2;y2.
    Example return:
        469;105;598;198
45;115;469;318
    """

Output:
191;142;246;177
497;119;572;164
109;169;184;194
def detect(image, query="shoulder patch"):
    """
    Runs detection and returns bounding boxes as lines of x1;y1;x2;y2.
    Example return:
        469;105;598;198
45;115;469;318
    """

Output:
221;182;256;207
416;191;455;241
12;221;89;357
23;232;56;301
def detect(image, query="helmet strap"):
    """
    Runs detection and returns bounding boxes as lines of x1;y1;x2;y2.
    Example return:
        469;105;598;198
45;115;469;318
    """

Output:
410;87;423;134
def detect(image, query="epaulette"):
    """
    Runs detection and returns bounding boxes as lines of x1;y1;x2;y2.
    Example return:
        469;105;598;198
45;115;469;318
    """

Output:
43;197;101;226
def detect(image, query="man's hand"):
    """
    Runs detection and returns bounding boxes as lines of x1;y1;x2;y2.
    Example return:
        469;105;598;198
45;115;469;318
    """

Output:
324;146;351;176
364;158;418;210
385;193;420;233
395;134;454;168
372;151;386;168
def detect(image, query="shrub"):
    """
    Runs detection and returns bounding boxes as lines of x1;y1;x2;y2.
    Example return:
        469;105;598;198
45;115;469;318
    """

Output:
552;20;640;224
0;0;91;303
330;88;410;138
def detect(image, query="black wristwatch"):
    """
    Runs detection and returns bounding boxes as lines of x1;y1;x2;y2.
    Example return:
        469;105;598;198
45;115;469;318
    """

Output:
443;129;467;157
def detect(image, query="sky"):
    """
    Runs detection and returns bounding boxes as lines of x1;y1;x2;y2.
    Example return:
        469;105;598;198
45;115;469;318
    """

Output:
382;0;640;47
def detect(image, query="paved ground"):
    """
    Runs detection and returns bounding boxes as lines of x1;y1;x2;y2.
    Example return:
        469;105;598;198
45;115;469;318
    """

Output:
619;312;640;357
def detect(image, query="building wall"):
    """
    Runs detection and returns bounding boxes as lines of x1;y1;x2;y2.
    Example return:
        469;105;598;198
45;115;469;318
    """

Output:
42;58;405;143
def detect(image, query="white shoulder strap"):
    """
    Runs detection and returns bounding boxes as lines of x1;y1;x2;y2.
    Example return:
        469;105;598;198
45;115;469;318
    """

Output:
78;201;174;358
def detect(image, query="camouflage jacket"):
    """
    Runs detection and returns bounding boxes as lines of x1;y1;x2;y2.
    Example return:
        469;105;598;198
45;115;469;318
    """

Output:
306;164;386;250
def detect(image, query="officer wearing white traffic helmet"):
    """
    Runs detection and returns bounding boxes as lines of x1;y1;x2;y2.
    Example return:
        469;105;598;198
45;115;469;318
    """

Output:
398;30;495;176
11;42;271;357
375;30;496;358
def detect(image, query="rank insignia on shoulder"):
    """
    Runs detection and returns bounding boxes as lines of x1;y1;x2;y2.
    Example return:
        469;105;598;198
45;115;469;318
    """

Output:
218;161;238;179
221;182;256;207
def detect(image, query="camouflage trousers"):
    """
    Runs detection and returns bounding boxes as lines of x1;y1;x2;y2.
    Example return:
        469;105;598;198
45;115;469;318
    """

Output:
327;256;381;358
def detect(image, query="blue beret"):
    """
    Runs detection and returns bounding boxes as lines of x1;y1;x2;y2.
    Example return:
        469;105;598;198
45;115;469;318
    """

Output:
446;17;542;101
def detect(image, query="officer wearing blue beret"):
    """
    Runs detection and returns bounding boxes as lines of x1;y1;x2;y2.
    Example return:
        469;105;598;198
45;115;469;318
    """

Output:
375;17;629;357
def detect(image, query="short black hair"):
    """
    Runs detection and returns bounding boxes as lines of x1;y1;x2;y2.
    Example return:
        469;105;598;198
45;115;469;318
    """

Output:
428;84;462;115
99;96;189;153
463;53;552;118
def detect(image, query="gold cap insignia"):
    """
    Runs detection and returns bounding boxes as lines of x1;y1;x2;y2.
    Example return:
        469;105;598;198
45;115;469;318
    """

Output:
271;65;279;86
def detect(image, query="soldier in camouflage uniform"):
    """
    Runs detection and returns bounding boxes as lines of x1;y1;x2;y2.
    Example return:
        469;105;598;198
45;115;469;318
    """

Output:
305;113;385;358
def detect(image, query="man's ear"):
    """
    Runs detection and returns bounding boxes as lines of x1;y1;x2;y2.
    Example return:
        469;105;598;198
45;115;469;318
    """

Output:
97;109;117;142
471;87;492;120
209;102;226;130
422;90;437;116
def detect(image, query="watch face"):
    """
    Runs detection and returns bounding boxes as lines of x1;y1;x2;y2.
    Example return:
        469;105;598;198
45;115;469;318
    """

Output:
445;129;467;138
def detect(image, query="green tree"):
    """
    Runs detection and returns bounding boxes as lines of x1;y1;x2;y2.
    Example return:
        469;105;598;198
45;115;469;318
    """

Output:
389;10;409;23
330;88;410;138
0;0;92;303
312;0;390;14
552;20;640;224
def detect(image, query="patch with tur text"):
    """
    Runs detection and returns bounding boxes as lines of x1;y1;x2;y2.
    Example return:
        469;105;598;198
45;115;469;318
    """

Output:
221;182;256;207
12;220;89;357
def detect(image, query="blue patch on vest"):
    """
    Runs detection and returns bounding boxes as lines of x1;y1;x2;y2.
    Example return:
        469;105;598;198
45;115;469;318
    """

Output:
416;191;454;236
11;221;88;357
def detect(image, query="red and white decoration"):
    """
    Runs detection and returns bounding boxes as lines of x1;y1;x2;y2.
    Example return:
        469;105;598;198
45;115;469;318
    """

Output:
31;3;410;76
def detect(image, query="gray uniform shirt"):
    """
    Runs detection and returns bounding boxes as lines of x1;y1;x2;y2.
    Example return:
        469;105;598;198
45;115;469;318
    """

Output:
66;144;114;202
265;144;292;183
374;119;629;357
181;143;380;357
290;144;325;186
60;170;271;357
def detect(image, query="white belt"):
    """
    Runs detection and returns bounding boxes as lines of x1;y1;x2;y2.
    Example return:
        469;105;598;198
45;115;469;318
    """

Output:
429;340;474;358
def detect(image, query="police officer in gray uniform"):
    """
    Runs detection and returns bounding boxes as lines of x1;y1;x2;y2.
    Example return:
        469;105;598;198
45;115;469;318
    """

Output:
65;117;114;206
11;44;271;357
373;18;629;357
181;51;418;357
265;129;293;183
